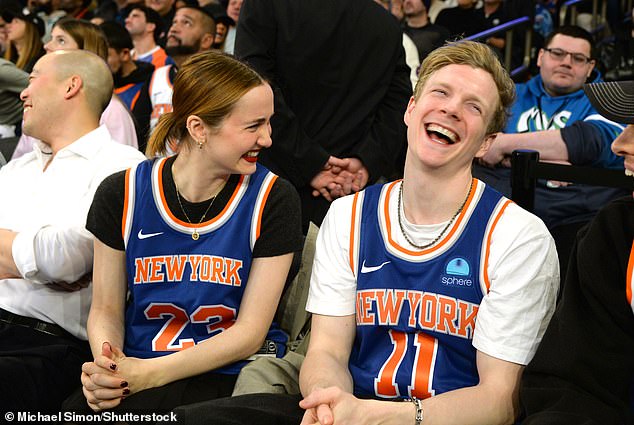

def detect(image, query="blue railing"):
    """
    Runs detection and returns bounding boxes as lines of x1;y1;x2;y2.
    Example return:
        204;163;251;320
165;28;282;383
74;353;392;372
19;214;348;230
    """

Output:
559;0;605;33
466;16;532;77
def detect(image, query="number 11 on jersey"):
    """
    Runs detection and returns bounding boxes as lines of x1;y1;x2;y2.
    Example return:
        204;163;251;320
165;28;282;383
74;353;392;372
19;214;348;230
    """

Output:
374;330;438;399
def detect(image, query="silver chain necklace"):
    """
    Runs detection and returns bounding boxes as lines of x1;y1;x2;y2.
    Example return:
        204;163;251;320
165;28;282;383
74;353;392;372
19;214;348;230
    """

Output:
174;179;224;240
397;179;474;250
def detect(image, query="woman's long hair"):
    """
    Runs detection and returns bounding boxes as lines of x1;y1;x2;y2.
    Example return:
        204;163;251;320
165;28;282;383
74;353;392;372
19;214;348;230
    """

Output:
146;51;267;157
4;19;43;71
53;18;108;61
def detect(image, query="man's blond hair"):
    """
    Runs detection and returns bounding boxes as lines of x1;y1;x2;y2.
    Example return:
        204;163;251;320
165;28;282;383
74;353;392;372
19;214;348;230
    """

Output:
414;41;515;134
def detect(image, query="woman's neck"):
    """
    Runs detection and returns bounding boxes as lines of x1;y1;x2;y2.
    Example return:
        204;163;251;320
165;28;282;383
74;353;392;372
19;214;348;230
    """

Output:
172;150;229;202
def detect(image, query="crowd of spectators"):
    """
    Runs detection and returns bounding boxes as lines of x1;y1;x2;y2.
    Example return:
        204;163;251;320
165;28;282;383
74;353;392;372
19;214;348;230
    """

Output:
1;0;631;159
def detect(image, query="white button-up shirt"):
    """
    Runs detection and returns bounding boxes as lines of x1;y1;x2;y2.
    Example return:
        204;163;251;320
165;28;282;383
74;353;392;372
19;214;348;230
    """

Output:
0;125;145;339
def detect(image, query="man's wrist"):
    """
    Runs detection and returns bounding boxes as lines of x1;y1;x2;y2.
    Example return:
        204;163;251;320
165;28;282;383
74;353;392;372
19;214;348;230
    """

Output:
408;397;424;425
496;134;512;157
365;398;424;425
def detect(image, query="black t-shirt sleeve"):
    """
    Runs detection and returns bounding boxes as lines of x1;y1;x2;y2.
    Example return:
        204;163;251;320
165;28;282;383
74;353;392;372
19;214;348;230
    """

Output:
86;168;303;257
86;170;127;251
560;120;604;165
252;176;303;258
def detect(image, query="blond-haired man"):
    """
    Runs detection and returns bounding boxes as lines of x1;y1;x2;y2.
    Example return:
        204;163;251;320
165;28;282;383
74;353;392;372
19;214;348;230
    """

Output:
299;40;558;425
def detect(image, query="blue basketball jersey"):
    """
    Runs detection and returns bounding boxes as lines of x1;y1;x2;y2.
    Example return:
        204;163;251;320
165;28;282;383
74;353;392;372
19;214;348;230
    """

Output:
114;82;145;110
121;157;288;374
348;179;511;399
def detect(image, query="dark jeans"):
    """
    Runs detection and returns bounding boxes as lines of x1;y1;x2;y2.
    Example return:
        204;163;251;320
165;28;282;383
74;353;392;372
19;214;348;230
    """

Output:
63;370;238;419
0;321;91;413
169;393;304;425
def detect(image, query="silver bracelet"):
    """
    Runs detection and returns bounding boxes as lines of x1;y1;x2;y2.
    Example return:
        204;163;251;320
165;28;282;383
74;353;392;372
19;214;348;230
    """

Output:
408;397;424;425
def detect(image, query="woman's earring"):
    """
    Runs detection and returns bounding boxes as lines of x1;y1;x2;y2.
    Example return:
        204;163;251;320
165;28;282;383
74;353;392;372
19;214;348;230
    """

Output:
197;139;204;149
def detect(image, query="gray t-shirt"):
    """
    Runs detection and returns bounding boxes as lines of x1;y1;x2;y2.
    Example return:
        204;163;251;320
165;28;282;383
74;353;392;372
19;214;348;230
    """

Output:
0;58;28;127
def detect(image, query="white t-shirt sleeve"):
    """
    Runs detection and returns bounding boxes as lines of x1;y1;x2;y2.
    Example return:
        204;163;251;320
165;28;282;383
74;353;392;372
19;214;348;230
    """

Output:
306;189;559;366
473;202;560;365
306;195;358;316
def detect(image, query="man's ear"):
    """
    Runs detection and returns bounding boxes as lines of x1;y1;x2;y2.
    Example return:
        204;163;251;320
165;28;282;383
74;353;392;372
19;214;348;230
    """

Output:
121;48;132;62
64;75;83;99
474;133;497;158
403;96;416;127
587;60;596;78
146;22;156;35
536;48;544;68
200;32;214;50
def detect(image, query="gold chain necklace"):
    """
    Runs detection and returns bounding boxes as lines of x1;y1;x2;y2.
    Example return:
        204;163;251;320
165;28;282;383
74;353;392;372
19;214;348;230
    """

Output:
397;179;474;250
174;179;225;240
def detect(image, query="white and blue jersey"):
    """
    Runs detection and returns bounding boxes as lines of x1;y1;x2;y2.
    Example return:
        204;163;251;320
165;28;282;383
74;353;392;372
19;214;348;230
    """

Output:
347;180;510;399
120;157;287;374
510;73;624;169
149;65;174;135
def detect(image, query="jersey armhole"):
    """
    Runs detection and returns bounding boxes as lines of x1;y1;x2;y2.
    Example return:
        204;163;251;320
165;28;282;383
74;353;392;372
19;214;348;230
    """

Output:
479;198;513;295
122;166;138;248
250;172;278;251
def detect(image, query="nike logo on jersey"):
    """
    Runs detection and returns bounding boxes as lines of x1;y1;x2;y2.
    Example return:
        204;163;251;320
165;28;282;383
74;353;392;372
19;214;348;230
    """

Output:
137;229;164;240
360;260;391;274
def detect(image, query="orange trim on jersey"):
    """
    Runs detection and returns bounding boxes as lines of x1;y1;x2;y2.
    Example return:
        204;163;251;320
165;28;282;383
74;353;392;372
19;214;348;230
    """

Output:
121;168;131;240
255;175;278;239
626;242;634;306
114;84;135;95
481;199;513;293
130;90;141;111
385;179;478;256
164;65;173;89
157;158;245;228
349;192;360;276
152;49;169;69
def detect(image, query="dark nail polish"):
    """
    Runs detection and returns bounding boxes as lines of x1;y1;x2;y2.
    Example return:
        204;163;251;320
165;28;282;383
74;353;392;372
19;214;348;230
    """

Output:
109;363;117;371
122;388;130;395
120;381;128;388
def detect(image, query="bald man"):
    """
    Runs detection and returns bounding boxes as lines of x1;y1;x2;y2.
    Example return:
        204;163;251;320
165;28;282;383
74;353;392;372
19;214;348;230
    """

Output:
0;50;145;412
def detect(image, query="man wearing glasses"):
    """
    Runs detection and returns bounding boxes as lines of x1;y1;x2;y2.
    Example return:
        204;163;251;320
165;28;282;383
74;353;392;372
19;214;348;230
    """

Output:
473;25;626;275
